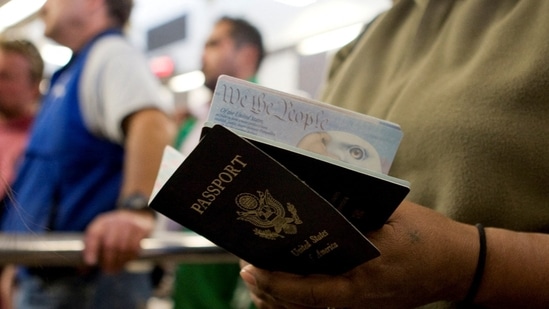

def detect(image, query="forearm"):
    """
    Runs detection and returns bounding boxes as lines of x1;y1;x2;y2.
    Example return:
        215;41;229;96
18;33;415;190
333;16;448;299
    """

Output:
475;228;549;308
239;201;549;308
120;108;176;199
405;205;549;307
83;109;175;270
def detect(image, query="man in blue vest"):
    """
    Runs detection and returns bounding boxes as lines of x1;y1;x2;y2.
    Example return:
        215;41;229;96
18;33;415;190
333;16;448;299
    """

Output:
0;0;176;308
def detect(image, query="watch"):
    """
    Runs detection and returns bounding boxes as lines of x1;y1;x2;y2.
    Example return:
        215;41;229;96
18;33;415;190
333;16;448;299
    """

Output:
119;193;155;215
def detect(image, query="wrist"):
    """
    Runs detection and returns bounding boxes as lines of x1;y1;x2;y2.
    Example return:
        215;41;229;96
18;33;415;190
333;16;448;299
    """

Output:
460;224;486;304
432;221;480;303
118;193;156;217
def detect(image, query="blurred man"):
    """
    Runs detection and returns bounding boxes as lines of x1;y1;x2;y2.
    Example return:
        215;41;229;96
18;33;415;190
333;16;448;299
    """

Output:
176;16;264;156
201;17;264;91
172;16;264;309
0;38;44;309
0;0;176;308
0;39;43;200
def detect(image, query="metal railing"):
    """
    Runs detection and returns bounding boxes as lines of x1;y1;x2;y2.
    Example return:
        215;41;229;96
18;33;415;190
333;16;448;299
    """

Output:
0;231;237;266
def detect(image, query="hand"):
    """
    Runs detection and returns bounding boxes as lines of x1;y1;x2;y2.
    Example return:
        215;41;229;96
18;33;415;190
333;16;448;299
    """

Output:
239;201;479;308
83;209;155;273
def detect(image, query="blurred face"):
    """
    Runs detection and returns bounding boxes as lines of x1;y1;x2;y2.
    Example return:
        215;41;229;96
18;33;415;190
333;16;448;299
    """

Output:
40;0;87;43
0;50;39;119
201;21;240;91
297;131;383;172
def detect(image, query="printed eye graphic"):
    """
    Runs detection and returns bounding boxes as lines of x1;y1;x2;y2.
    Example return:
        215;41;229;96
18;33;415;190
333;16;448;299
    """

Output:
348;146;368;160
296;130;383;173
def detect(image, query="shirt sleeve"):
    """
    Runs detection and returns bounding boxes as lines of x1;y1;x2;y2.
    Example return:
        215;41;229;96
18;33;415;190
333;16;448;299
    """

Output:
79;36;174;144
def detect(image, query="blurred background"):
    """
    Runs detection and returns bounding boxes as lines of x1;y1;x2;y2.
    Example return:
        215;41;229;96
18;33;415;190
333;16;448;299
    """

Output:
0;1;392;307
0;0;391;108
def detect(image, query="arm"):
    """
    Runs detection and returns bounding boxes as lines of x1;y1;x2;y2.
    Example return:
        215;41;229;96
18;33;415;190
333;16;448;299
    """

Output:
118;108;176;198
240;201;549;308
83;108;176;273
476;226;549;307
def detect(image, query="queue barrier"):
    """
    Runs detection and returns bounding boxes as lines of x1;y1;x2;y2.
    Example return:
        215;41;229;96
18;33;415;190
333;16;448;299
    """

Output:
0;231;237;266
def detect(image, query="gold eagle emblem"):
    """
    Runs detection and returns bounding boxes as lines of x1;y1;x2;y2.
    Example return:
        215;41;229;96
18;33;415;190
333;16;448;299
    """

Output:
236;190;302;240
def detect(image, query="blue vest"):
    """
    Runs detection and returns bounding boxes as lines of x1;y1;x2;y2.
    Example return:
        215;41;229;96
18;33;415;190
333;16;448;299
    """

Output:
1;30;124;232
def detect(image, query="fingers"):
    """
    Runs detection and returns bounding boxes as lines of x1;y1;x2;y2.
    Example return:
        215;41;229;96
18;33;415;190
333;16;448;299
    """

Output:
240;264;353;308
83;216;102;267
99;219;140;273
241;266;299;308
83;210;154;273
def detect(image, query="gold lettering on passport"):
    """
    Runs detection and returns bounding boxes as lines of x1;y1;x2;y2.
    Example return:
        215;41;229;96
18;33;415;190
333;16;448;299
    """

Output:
316;242;339;258
236;190;303;240
309;230;328;243
290;230;330;257
190;155;247;214
291;239;311;256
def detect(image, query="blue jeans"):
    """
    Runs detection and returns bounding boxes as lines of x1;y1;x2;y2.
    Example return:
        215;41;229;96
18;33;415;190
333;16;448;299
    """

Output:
16;269;152;309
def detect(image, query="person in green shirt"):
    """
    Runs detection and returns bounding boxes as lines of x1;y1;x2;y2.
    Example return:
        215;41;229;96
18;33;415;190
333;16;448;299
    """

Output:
172;16;264;309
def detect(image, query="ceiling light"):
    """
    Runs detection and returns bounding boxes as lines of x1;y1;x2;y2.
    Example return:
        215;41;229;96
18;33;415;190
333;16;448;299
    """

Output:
0;0;46;32
168;70;205;93
274;0;317;7
297;23;364;56
40;44;72;67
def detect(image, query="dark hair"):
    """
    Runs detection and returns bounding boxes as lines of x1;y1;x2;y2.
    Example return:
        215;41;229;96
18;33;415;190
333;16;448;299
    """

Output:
105;0;133;27
0;39;44;83
218;16;265;70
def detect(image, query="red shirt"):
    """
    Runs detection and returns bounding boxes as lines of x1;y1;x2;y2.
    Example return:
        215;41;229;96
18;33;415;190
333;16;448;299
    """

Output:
0;115;33;199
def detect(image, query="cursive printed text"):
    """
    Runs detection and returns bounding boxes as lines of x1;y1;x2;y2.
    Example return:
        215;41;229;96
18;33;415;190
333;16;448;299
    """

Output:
220;84;329;131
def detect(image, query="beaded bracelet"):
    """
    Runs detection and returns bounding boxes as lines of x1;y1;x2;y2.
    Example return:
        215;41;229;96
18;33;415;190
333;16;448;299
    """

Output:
462;223;486;304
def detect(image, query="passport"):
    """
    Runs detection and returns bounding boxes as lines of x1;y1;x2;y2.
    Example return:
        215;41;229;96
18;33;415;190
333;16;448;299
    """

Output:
149;125;383;275
207;75;403;174
200;125;410;234
201;76;410;234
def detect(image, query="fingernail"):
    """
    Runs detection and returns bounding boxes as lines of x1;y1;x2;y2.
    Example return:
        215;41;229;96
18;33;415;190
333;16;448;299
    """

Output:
240;265;257;287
